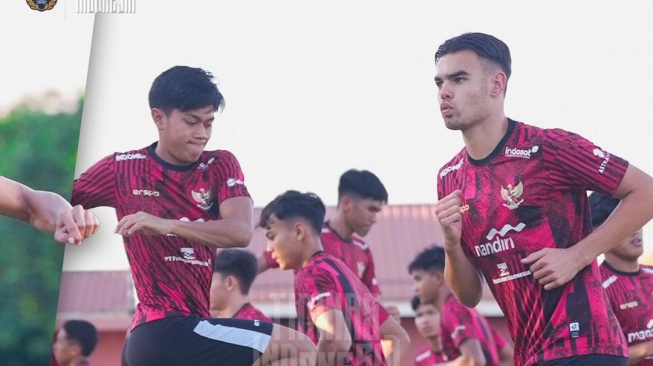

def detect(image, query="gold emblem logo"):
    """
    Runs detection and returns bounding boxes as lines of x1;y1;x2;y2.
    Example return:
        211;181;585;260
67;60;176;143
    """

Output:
26;0;58;11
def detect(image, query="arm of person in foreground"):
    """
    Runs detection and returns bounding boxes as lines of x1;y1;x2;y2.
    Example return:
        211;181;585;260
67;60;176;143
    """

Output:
115;196;253;249
628;340;653;365
523;164;653;290
498;343;514;366
435;190;483;307
0;176;99;244
435;339;487;366
314;309;352;366
379;314;410;366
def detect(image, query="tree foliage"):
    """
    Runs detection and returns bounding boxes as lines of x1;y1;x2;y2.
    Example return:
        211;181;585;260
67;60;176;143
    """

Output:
0;98;83;365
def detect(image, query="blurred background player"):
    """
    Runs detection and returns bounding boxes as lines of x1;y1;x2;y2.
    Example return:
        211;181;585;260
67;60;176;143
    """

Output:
52;319;99;366
411;295;449;365
210;248;272;321
409;245;514;366
259;190;410;366
0;176;99;245
591;192;653;365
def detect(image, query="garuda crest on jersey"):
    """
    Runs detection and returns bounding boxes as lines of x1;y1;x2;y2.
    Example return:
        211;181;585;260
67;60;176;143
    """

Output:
501;181;524;210
26;0;58;11
191;187;214;211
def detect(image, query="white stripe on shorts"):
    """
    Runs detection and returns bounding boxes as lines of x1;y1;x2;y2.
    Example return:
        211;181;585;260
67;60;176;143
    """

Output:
193;320;271;353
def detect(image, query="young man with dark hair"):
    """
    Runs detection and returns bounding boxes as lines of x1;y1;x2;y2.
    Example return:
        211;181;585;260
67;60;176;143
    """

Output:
411;295;449;365
52;319;99;366
0;176;98;244
258;169;401;323
433;32;653;365
259;190;410;366
591;192;653;365
409;245;512;366
259;169;386;294
73;66;316;366
210;248;272;321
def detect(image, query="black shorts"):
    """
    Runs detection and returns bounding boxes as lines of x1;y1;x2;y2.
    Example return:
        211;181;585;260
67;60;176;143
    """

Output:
121;315;273;366
536;355;628;366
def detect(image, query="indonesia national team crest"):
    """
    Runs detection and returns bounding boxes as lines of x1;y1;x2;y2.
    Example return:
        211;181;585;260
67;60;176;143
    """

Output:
501;181;524;210
191;188;214;211
26;0;58;11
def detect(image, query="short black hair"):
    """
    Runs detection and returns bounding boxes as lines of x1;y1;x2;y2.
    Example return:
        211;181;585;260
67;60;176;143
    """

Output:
338;169;388;203
258;190;326;234
213;249;259;295
589;191;620;229
62;319;98;357
148;66;225;115
435;32;512;82
408;245;445;274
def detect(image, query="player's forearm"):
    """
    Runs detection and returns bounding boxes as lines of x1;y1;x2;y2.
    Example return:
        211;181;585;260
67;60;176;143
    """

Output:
573;190;653;267
23;189;73;233
315;338;351;366
444;245;482;307
168;218;252;249
628;341;653;365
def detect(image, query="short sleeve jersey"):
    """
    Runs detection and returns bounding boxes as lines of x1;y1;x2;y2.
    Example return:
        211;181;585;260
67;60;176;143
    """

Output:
600;262;653;365
414;345;449;366
440;294;500;365
72;143;250;330
294;251;389;366
263;222;380;295
437;120;629;366
233;303;272;323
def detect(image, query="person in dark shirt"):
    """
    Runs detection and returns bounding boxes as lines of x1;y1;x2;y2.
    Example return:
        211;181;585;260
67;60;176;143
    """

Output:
210;248;272;322
433;32;653;365
259;190;410;366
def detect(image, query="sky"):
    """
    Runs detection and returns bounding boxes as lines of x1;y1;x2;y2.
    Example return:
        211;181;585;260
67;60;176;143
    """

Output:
2;1;652;271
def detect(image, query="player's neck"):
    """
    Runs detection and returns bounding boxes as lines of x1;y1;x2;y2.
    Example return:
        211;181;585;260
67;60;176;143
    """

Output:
66;356;85;366
328;212;354;239
462;115;509;160
221;294;249;318
428;337;442;352
300;239;325;269
604;254;640;273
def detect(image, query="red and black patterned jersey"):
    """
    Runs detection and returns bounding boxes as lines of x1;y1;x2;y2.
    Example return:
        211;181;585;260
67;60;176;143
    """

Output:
600;262;653;365
294;251;389;366
437;120;629;366
414;345;448;366
440;294;500;365
263;222;380;295
72;143;250;330
232;302;272;322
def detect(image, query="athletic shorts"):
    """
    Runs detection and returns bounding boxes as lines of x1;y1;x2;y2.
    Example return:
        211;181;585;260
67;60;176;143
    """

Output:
536;355;628;366
121;315;273;366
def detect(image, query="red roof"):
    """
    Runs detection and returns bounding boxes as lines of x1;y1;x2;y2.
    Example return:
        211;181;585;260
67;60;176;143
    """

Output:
57;204;503;329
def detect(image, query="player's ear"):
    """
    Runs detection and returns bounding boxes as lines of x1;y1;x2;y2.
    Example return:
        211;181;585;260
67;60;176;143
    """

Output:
433;270;445;286
489;70;507;97
225;275;236;291
294;221;306;240
151;108;166;129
